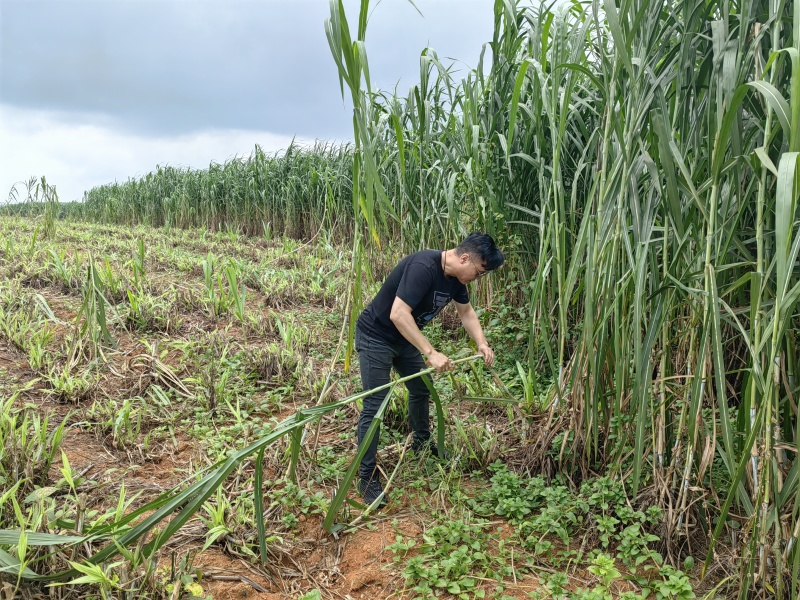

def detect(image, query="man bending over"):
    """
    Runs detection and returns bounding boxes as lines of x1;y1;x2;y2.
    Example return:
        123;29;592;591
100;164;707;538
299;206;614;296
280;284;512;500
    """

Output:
354;232;504;506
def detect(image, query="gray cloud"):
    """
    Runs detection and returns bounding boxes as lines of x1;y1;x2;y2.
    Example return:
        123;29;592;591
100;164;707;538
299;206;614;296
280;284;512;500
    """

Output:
1;0;493;140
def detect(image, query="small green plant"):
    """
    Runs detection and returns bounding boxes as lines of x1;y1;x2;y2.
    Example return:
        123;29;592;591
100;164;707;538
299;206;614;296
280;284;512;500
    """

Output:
98;256;125;300
540;572;570;598
266;480;327;527
49;559;125;598
57;449;78;496
201;252;232;317
0;300;44;358
158;551;214;599
274;314;310;354
313;445;351;482
3;236;14;259
595;514;620;548
48;248;72;288
517;484;581;548
27;323;55;370
0;393;67;497
471;462;546;523
225;261;247;323
125;288;181;333
86;397;144;449
586;553;622;599
46;248;85;291
69;256;116;362
646;565;695;600
200;488;233;551
43;365;97;403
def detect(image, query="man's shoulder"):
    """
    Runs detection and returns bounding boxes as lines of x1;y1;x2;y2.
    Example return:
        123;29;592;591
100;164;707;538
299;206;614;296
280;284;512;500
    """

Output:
403;249;440;267
394;251;439;288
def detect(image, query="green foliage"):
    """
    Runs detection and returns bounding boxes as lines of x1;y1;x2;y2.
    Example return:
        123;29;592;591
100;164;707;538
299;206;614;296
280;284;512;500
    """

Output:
181;333;256;414
199;488;233;551
124;288;181;333
225;262;246;324
47;247;83;290
323;0;800;594
130;237;146;288
313;445;351;482
200;252;226;317
0;213;707;598
157;552;213;600
647;566;695;600
0;394;66;499
455;463;691;596
49;559;124;597
70;256;116;361
80;143;352;240
0;289;58;371
6;176;59;240
391;518;503;599
265;481;327;529
85;397;145;450
470;462;547;523
43;365;98;404
586;552;622;599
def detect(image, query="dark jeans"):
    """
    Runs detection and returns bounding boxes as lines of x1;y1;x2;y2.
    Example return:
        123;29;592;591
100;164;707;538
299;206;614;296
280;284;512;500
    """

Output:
355;326;431;479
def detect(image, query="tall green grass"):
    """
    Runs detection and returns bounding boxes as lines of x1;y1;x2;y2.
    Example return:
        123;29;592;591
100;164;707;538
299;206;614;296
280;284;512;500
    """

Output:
327;0;800;596
80;142;354;239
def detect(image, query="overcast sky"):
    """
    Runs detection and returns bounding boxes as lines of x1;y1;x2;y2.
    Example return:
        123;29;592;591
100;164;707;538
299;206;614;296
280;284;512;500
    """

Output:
0;0;494;202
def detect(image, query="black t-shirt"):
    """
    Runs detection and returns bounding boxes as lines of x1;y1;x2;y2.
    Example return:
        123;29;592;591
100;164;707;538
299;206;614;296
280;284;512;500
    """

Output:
357;250;470;344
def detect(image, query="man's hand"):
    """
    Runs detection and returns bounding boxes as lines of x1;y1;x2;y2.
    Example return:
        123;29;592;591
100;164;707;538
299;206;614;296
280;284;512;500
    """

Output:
426;350;453;372
478;343;495;367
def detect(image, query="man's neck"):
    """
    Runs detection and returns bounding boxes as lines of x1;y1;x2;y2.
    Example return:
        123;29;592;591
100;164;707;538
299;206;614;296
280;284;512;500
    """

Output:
441;249;454;277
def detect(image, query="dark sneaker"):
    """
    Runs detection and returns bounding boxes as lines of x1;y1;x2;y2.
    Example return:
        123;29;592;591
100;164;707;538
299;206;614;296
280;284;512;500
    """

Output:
358;477;388;507
411;438;439;458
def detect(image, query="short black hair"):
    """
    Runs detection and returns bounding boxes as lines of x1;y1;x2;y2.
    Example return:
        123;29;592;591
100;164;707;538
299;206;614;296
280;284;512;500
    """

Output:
455;232;504;271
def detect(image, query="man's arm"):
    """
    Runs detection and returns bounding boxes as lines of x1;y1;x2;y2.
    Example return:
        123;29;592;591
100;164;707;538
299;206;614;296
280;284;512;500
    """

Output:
390;297;453;371
454;301;495;367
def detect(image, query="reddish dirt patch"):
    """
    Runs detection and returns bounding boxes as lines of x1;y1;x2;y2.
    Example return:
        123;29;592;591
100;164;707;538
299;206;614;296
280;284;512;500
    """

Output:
0;340;30;383
335;519;408;597
195;551;279;599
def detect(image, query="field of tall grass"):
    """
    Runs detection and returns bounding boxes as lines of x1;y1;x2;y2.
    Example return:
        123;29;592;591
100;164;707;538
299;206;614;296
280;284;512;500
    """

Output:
0;215;698;599
3;0;800;597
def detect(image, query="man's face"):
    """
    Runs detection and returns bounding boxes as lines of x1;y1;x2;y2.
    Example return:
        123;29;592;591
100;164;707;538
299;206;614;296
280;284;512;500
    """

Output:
456;253;489;284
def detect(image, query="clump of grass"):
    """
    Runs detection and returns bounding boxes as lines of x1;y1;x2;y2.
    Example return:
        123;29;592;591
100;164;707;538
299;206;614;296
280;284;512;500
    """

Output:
43;364;98;404
0;392;66;497
124;288;182;333
84;396;145;450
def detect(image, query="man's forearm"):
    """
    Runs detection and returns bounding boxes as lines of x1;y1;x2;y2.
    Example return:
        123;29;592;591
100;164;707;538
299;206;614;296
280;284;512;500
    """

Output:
392;311;435;356
460;308;488;347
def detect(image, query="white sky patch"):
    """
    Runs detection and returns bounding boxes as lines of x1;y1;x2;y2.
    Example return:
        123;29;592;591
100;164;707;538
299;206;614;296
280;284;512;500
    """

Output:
1;105;304;203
